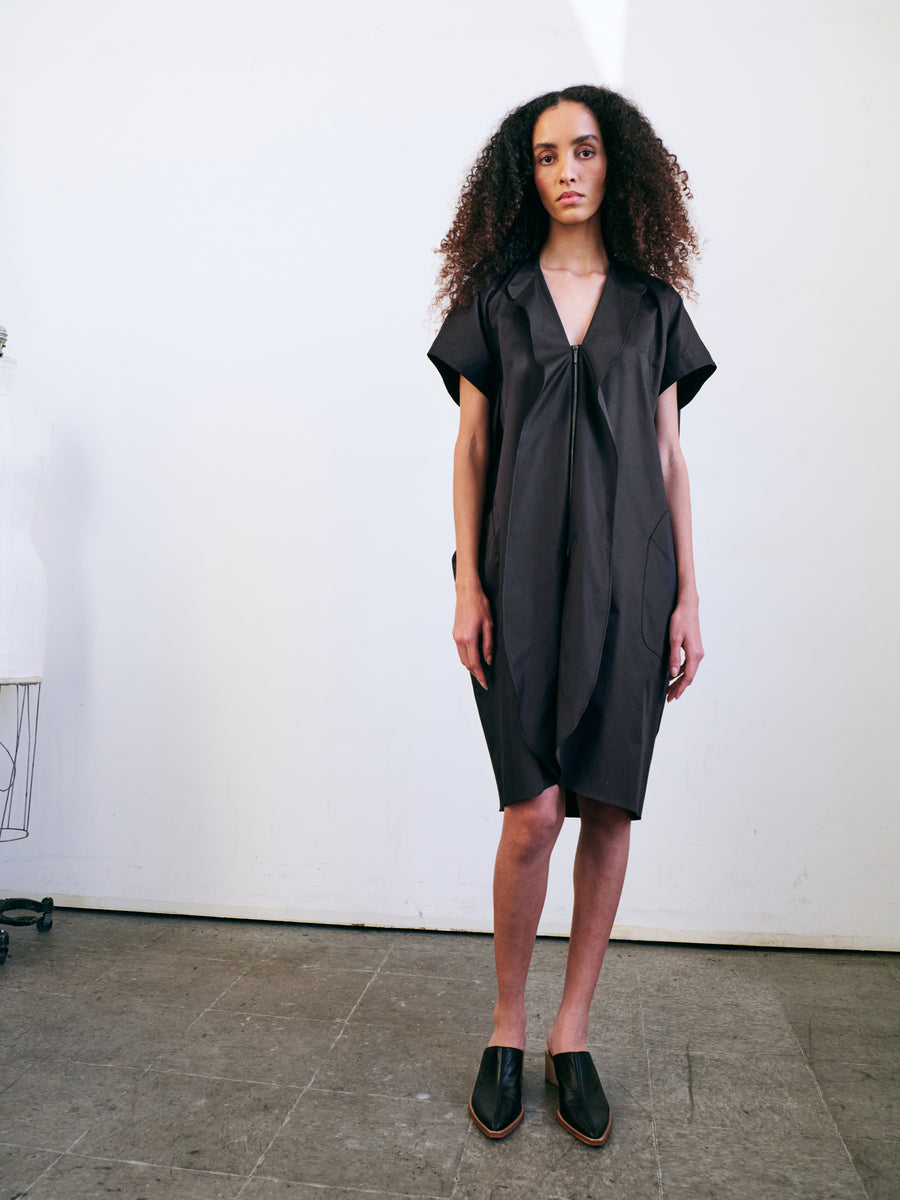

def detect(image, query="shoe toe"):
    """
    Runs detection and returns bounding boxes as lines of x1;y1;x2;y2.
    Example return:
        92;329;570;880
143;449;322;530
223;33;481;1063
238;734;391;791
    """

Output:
550;1051;612;1146
470;1046;524;1138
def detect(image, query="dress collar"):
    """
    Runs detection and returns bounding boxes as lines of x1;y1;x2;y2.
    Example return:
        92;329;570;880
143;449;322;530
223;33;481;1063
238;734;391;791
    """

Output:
505;258;646;382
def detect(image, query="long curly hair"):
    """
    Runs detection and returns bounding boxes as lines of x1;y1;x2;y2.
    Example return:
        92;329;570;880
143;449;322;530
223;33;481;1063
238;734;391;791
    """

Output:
434;84;701;315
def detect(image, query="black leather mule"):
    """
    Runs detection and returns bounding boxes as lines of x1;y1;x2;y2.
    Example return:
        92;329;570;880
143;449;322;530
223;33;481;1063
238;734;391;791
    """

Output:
544;1046;612;1146
468;1046;525;1138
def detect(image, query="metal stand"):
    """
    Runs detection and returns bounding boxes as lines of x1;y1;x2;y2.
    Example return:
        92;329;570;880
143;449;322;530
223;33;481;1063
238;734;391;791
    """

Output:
0;682;53;963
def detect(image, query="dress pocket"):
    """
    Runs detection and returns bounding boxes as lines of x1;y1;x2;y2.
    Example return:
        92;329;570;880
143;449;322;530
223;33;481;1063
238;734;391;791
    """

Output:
641;511;678;658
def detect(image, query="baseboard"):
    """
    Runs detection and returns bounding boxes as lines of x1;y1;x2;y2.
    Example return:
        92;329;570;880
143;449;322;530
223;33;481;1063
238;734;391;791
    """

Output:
24;894;898;952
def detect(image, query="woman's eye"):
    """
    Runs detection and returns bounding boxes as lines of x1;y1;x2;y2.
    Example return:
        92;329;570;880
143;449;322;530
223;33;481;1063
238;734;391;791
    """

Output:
537;154;554;166
578;148;594;158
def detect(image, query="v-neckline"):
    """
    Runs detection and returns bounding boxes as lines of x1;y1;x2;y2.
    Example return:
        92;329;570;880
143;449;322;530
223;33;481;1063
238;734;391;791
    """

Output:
537;259;614;349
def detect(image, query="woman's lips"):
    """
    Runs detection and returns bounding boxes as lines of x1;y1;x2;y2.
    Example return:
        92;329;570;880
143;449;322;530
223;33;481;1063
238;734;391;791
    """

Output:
557;191;583;204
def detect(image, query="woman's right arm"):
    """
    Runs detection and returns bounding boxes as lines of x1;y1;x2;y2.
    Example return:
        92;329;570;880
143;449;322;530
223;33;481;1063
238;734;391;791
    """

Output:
452;376;493;690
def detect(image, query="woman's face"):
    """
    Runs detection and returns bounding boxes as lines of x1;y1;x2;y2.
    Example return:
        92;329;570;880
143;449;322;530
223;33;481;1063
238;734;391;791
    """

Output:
532;101;607;226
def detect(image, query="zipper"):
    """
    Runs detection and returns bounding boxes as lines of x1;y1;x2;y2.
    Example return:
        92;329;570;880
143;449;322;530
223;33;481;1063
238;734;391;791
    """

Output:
567;343;580;556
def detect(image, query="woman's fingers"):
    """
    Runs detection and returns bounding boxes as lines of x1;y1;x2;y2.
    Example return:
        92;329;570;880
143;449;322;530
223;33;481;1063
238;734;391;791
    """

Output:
453;588;493;690
666;669;685;702
459;636;488;688
470;658;489;690
666;629;704;702
683;642;704;687
453;623;490;689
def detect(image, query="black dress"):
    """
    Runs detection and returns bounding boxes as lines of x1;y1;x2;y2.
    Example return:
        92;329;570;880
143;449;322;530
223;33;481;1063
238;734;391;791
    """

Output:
428;259;716;819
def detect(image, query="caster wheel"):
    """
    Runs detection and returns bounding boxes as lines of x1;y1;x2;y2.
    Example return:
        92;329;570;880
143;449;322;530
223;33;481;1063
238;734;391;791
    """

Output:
36;914;53;932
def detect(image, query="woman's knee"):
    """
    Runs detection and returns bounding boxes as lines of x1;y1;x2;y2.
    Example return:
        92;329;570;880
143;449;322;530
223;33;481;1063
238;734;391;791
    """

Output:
501;786;566;856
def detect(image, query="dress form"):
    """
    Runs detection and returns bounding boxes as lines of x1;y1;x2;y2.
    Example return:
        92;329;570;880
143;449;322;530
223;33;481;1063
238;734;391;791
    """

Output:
0;347;50;683
0;330;54;956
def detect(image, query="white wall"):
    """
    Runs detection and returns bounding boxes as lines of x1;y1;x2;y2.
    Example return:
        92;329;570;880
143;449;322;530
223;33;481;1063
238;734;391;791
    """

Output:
0;0;896;949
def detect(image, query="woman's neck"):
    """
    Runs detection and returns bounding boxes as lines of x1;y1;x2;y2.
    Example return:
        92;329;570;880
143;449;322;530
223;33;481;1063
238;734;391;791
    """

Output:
539;217;608;275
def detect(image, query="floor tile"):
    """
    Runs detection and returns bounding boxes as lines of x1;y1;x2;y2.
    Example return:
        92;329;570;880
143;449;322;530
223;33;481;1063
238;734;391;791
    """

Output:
634;944;773;1006
842;1135;900;1200
0;1061;143;1151
352;973;495;1035
259;1089;468;1194
640;993;797;1054
25;908;171;952
151;1011;343;1087
0;1143;61;1194
381;930;494;979
87;953;248;1008
144;917;303;961
785;999;900;1068
212;965;375;1020
0;1055;30;1092
593;1052;653;1117
78;1070;299;1175
813;1059;899;1139
655;1122;867;1199
242;1178;445;1199
314;1021;489;1100
756;948;898;1008
3;989;199;1069
0;937;120;995
24;1153;247;1199
648;1047;835;1136
257;925;402;970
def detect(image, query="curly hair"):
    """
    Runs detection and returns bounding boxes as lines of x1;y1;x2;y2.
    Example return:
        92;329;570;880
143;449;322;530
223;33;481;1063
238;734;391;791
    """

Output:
434;84;701;315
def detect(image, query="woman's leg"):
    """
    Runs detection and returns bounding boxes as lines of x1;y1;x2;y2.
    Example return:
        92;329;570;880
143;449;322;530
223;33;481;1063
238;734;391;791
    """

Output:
546;797;632;1054
490;785;567;1049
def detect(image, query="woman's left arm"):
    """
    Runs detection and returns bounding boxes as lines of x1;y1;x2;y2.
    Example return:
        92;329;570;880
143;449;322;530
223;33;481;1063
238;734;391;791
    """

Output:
655;381;704;702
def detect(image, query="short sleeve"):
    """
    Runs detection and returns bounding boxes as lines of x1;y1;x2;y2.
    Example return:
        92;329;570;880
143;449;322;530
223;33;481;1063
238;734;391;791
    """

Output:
660;295;716;409
427;291;495;404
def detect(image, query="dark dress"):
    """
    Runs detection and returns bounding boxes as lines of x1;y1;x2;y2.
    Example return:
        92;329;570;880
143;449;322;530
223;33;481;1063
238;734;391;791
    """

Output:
428;259;716;819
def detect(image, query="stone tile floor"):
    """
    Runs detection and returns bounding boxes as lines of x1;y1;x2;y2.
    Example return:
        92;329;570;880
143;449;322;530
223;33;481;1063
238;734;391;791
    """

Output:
0;910;895;1199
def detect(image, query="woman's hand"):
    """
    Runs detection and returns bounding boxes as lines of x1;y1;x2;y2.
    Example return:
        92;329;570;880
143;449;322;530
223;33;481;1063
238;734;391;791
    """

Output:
453;377;493;689
666;596;704;702
453;581;494;690
655;382;704;703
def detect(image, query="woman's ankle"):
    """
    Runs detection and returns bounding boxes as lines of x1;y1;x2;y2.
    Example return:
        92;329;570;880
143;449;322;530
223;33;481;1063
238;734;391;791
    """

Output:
546;1016;589;1055
489;1003;527;1050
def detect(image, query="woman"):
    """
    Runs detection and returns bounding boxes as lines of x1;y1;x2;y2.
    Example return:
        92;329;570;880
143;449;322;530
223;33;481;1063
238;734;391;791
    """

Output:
428;85;715;1147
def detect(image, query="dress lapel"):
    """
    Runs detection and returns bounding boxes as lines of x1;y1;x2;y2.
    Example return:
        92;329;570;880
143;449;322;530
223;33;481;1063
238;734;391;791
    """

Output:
506;259;646;376
581;261;646;382
506;261;568;372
